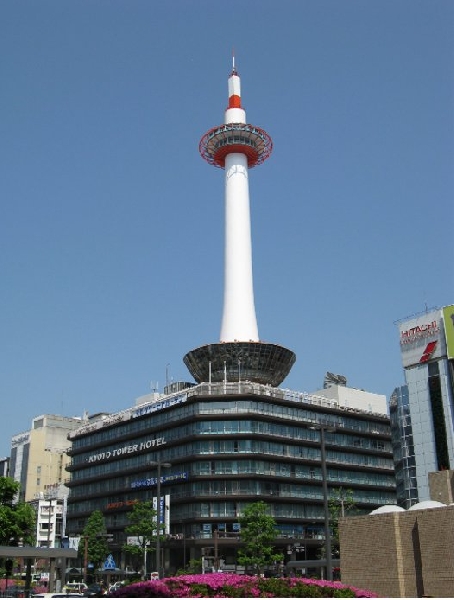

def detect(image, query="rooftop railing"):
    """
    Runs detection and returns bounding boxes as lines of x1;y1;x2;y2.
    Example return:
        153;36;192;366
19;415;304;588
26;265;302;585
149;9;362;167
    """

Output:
68;380;389;440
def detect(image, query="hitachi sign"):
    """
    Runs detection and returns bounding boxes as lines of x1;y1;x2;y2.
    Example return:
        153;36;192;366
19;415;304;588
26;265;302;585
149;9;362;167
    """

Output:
400;320;439;345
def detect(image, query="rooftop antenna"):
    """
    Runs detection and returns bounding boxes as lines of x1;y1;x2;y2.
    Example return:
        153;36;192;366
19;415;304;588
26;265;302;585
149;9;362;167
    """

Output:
231;48;237;75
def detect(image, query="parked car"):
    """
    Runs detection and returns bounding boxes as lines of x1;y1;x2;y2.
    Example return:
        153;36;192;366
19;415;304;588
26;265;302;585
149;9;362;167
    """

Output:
63;583;88;594
82;584;106;597
4;586;26;597
32;594;83;598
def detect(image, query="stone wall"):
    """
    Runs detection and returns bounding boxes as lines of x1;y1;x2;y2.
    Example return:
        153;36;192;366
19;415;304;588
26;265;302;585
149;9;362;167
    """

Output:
428;470;454;504
339;504;454;597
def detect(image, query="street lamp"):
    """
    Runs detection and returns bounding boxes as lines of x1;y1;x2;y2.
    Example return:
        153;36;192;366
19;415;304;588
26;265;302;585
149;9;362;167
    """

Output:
309;423;336;581
148;460;171;578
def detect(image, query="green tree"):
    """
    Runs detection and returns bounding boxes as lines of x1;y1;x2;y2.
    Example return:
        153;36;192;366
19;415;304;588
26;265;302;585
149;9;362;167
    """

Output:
329;487;356;555
123;501;159;578
0;477;35;546
79;510;110;573
176;558;203;575
237;501;283;576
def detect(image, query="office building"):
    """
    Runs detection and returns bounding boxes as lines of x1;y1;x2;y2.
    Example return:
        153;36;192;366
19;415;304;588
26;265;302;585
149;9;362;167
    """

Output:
0;457;10;478
65;380;395;575
10;414;82;503
31;489;67;550
9;414;82;551
393;305;454;504
389;385;418;508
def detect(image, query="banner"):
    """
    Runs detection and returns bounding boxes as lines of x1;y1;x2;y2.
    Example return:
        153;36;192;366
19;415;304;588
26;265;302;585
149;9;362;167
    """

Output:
443;305;454;359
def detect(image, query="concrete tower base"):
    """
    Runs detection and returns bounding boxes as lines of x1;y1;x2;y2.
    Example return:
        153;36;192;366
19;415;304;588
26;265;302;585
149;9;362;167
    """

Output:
183;341;295;387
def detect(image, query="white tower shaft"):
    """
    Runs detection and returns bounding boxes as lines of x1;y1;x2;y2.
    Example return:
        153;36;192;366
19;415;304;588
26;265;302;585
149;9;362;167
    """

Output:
219;69;259;343
220;152;259;342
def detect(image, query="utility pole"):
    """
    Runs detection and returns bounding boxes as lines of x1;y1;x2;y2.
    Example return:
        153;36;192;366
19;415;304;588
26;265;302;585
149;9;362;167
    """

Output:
214;529;219;572
310;423;336;581
148;460;171;578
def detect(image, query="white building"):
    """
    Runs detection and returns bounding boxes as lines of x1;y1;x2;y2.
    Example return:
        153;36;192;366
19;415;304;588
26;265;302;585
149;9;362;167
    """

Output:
314;373;388;415
32;488;67;549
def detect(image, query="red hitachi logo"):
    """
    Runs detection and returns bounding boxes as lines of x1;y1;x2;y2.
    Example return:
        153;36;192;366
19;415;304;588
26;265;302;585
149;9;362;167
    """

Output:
400;320;439;344
419;341;437;363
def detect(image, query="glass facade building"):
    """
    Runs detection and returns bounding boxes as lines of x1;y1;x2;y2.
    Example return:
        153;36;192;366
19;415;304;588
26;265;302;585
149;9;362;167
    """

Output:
66;381;395;574
393;305;454;504
389;385;418;508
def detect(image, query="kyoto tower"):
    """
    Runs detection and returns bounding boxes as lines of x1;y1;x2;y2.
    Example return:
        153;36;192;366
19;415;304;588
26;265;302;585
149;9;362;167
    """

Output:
184;60;295;387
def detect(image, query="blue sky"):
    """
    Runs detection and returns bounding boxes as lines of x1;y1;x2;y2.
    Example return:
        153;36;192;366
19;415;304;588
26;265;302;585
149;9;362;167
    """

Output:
1;0;453;457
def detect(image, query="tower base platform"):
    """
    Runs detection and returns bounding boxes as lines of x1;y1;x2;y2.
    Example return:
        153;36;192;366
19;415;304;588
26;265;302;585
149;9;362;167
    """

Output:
183;341;295;387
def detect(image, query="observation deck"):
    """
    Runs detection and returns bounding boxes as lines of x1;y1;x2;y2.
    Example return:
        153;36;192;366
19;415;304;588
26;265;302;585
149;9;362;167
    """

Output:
199;123;273;168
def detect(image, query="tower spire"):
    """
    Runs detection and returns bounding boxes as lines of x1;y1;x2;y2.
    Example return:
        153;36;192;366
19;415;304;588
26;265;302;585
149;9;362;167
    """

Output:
227;59;242;111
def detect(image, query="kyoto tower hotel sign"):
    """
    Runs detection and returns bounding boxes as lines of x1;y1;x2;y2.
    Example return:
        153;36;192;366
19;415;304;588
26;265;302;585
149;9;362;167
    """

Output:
184;62;295;386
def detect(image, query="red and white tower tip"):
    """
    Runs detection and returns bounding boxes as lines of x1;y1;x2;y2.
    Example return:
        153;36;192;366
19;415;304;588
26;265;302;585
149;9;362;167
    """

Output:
199;62;273;342
199;63;273;170
184;61;295;387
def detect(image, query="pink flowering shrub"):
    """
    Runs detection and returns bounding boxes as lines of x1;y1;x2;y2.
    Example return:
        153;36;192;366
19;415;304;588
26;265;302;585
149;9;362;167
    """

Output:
107;573;379;598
